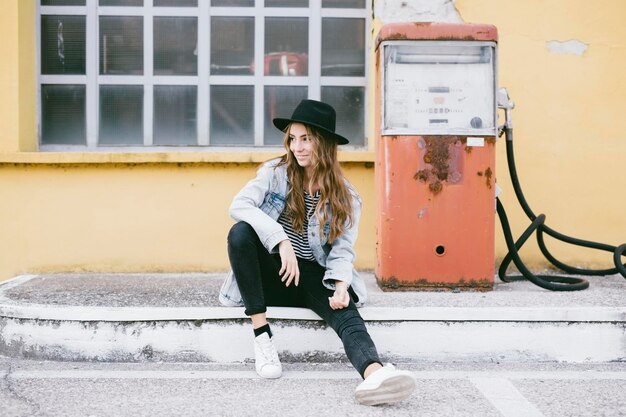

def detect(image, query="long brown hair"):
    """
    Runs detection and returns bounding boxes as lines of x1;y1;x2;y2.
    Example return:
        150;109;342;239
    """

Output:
277;123;353;243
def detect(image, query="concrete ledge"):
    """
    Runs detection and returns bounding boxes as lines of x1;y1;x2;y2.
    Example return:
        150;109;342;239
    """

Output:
1;274;625;322
2;317;624;363
2;304;626;323
1;273;625;363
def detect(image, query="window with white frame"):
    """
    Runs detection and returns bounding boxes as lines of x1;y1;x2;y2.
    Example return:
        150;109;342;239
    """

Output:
38;0;368;149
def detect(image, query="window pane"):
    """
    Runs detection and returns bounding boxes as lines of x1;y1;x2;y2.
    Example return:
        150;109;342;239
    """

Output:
210;86;254;146
155;0;197;6
154;17;198;76
322;18;365;76
100;0;142;5
211;0;253;5
99;85;143;145
211;17;254;75
266;0;308;6
322;0;365;8
321;86;364;146
265;18;308;76
41;15;85;75
100;17;143;75
264;86;307;146
154;86;197;145
42;0;85;5
41;85;86;145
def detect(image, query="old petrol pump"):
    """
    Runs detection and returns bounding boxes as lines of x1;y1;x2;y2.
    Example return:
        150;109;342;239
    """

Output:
374;23;498;290
374;22;626;291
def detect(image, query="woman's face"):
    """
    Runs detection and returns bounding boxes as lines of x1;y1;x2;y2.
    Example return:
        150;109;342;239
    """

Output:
288;123;316;169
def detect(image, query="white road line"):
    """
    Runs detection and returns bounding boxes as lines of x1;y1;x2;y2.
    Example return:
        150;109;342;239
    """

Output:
471;377;546;417
6;370;626;380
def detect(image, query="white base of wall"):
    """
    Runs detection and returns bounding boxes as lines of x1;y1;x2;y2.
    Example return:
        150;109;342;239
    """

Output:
1;316;624;363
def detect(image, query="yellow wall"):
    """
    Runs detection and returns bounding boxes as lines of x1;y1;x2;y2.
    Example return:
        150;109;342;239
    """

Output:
0;0;624;282
0;0;35;153
18;0;37;152
0;0;20;153
0;163;374;280
453;0;625;267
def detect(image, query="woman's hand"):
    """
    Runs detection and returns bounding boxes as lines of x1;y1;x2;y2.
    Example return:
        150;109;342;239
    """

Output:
278;239;299;287
329;280;350;310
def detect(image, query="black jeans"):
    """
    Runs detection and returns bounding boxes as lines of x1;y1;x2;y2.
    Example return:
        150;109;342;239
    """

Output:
227;221;382;378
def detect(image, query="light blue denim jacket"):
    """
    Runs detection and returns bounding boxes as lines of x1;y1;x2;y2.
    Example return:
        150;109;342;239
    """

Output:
219;158;367;307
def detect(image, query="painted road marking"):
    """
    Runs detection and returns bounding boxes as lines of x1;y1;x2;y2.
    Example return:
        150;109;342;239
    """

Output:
6;370;626;380
5;368;622;416
471;377;545;417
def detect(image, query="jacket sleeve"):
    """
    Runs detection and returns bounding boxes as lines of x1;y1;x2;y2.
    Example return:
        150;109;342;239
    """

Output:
322;190;362;288
229;162;288;253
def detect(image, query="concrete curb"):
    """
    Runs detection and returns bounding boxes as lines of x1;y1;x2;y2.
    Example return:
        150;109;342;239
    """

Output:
1;274;625;363
2;274;625;322
2;304;626;323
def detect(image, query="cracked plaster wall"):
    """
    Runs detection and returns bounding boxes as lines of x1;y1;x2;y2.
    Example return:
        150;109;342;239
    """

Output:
374;0;462;23
374;1;588;58
546;40;589;56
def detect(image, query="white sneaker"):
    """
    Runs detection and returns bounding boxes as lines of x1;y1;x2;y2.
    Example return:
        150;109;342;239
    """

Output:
355;364;416;406
253;332;282;379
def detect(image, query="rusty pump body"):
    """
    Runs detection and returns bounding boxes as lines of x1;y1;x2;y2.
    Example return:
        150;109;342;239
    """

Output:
374;23;499;291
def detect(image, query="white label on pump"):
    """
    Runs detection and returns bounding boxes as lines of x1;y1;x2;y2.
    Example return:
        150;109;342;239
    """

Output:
467;137;485;147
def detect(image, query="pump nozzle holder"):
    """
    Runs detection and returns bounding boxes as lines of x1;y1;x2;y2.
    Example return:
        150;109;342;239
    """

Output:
498;87;515;130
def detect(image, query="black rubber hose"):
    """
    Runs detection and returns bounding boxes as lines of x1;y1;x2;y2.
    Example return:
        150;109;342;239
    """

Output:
498;212;546;282
496;198;589;290
497;126;626;288
614;244;626;277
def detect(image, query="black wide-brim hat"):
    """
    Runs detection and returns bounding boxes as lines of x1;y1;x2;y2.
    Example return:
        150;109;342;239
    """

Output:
273;99;349;145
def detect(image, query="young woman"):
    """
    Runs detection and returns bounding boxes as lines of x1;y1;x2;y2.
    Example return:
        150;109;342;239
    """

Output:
219;99;415;406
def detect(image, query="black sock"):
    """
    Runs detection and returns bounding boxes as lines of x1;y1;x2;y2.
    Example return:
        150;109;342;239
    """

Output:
254;323;272;339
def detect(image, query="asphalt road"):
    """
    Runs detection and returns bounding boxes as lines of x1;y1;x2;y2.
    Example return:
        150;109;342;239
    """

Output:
1;357;625;417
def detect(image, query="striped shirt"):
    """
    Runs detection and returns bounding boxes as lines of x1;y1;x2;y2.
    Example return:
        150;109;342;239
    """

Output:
277;190;321;261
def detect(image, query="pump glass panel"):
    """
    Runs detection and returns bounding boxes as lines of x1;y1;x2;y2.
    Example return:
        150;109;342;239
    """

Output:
382;42;496;135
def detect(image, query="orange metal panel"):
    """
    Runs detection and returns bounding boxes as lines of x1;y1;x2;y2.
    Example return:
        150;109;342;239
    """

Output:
375;135;496;290
373;22;497;291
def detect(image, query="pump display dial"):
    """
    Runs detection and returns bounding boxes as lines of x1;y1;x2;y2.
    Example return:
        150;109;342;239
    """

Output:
382;42;496;136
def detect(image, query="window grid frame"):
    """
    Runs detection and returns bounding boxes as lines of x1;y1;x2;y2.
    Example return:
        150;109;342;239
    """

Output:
37;0;370;150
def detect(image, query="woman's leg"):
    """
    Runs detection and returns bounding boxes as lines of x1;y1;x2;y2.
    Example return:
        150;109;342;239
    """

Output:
227;221;302;315
227;221;303;379
228;221;274;316
297;259;416;405
296;260;382;379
